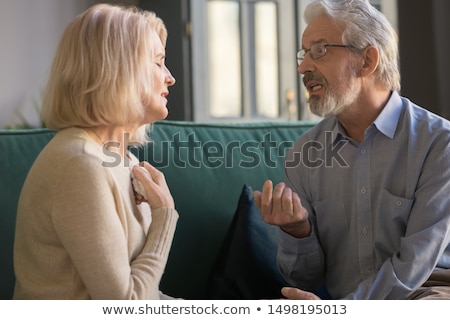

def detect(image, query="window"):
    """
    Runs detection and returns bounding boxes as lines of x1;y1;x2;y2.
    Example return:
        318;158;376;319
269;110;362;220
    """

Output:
191;0;397;122
207;1;242;118
191;0;297;122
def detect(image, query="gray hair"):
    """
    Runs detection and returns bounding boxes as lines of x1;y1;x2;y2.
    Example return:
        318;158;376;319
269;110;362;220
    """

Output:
304;0;400;92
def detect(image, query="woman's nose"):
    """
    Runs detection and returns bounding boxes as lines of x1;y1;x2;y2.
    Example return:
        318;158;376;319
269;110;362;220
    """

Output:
166;67;176;86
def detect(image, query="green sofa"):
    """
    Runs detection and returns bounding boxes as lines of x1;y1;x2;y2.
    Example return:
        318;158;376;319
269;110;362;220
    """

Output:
0;120;315;300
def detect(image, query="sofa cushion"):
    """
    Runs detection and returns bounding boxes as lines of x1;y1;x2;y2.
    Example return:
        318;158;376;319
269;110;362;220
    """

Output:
206;184;288;299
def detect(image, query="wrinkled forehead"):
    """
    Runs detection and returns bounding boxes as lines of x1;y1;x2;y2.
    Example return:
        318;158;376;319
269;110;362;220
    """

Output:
301;15;345;47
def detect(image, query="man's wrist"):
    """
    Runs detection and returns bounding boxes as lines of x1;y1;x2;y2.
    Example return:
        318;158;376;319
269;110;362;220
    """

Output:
281;221;311;239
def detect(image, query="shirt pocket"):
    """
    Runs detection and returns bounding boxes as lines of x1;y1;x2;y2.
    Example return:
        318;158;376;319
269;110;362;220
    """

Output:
374;189;414;254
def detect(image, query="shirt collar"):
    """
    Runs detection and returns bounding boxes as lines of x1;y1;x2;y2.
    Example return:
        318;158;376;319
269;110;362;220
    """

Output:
330;91;403;142
373;91;403;139
330;118;348;145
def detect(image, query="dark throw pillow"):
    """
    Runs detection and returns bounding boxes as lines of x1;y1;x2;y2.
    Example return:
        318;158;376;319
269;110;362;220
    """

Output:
206;184;288;299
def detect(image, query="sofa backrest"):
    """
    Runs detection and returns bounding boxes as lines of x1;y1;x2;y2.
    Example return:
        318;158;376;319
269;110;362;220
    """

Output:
0;129;56;299
0;120;315;299
136;121;315;298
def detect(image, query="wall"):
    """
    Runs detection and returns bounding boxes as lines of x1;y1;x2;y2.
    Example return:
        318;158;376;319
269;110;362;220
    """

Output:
398;0;450;120
0;0;138;129
140;0;192;121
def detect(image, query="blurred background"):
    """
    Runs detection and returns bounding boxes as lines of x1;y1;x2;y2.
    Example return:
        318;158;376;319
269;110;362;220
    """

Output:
0;0;449;128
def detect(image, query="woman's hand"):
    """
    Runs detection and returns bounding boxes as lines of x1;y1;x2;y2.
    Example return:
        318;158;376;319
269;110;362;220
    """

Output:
132;161;174;209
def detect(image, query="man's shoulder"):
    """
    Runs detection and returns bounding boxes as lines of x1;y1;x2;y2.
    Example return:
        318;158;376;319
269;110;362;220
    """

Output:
400;96;450;133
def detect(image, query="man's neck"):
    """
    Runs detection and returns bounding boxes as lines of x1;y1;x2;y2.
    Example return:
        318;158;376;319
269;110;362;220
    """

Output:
336;89;392;142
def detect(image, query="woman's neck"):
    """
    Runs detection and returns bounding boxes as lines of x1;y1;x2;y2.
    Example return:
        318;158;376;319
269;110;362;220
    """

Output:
86;126;129;158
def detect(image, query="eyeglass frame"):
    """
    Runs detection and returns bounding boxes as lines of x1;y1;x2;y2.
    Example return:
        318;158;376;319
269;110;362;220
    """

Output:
297;43;356;65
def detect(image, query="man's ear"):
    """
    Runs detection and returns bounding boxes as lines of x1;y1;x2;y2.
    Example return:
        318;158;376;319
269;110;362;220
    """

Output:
360;45;379;77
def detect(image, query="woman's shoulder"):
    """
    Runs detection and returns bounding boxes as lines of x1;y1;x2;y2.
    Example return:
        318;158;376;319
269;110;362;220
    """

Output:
33;127;108;175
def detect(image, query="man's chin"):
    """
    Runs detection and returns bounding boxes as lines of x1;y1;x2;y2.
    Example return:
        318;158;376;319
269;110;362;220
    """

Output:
309;100;328;117
309;99;347;118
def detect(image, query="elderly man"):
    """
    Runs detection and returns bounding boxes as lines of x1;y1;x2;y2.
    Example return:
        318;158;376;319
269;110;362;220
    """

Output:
254;0;450;299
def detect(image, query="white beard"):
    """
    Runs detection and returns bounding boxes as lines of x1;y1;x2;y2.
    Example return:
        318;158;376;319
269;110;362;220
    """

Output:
309;67;360;117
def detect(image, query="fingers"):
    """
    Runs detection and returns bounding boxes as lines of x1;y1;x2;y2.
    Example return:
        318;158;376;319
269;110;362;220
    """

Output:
292;192;302;215
260;180;274;215
280;184;294;215
273;183;294;215
253;190;262;209
259;180;295;217
132;162;174;209
139;161;165;185
132;165;152;184
281;287;321;300
254;180;309;236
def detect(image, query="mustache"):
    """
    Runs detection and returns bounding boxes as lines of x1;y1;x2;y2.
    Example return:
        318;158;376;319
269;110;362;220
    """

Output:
303;72;325;86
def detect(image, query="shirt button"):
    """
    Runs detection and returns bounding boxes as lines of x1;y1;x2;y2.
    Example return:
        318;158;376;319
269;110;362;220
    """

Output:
361;187;366;194
362;228;368;235
365;268;372;275
360;149;366;155
396;200;402;206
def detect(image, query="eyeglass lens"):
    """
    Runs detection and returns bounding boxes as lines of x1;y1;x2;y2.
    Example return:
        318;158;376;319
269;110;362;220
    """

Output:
297;43;327;63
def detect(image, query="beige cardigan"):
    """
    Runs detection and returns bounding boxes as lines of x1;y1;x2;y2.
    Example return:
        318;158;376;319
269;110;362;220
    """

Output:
13;127;178;299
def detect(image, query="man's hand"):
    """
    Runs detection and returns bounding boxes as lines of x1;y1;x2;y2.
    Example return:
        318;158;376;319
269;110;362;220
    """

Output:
281;287;321;300
253;180;311;238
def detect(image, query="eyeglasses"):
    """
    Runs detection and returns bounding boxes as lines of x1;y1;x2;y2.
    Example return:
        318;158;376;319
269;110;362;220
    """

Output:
297;43;355;64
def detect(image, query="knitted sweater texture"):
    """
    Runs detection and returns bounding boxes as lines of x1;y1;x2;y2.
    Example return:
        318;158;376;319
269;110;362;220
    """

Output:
13;127;178;299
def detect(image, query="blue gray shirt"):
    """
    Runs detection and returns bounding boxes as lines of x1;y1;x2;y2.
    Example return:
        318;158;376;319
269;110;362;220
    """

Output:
281;91;450;299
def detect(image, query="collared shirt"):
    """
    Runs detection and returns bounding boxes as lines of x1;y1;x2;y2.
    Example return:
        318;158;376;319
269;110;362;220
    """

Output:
281;91;450;299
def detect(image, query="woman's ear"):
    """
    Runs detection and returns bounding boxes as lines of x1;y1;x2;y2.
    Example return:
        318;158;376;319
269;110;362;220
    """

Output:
360;45;379;77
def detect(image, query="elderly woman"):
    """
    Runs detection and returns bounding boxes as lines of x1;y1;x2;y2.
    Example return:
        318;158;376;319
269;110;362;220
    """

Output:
13;4;178;299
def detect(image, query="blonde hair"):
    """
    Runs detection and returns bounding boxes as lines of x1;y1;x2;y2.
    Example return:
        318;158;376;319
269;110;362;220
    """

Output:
42;4;167;138
305;0;401;92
